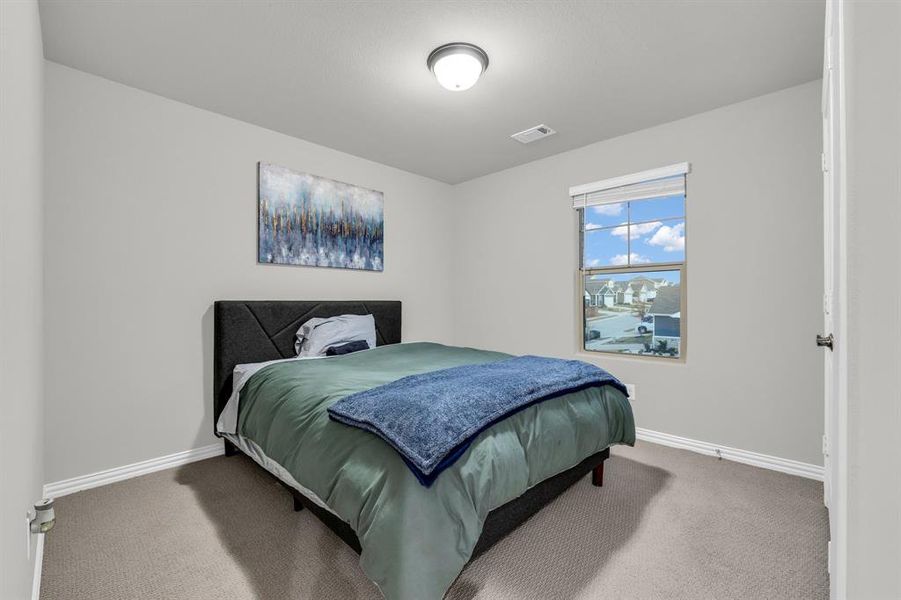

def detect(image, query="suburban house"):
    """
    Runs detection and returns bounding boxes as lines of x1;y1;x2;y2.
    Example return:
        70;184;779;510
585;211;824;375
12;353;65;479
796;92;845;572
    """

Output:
588;285;617;307
617;284;634;305
648;285;681;317
647;285;682;351
584;276;672;308
627;281;654;302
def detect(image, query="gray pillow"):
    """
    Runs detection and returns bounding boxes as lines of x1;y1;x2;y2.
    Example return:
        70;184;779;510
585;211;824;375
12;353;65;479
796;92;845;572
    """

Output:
295;314;376;357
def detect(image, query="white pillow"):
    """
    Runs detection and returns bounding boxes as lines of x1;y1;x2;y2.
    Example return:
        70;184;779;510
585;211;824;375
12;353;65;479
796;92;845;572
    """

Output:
295;314;376;357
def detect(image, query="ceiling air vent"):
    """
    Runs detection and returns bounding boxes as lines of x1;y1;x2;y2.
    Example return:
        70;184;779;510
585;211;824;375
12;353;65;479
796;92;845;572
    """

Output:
511;124;556;144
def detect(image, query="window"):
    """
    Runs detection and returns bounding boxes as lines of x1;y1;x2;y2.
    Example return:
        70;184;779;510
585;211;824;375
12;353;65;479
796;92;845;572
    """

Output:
571;164;688;359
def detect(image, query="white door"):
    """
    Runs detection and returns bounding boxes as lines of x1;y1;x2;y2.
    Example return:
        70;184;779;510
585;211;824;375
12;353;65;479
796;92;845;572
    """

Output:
821;1;847;597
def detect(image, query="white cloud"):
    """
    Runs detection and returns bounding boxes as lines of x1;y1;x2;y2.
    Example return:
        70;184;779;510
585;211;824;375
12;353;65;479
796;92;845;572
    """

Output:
591;203;624;217
646;222;685;252
610;221;661;240
586;258;602;267
610;253;651;266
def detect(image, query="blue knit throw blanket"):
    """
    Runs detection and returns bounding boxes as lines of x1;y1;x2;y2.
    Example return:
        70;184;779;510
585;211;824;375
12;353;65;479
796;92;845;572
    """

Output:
328;355;626;486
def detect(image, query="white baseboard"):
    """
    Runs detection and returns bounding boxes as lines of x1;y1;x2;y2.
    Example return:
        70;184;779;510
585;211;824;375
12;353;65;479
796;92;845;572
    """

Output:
635;427;824;481
31;533;43;600
43;443;223;498
40;428;822;502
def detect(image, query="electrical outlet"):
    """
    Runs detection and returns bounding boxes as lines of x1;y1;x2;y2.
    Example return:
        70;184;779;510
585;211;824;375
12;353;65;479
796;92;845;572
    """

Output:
624;384;636;401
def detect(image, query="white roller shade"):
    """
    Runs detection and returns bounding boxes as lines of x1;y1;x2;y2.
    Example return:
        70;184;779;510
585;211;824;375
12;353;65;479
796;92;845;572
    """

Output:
571;162;689;209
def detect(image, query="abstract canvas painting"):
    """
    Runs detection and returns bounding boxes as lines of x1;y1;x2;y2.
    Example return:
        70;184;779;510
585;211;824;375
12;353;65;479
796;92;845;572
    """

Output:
258;163;384;271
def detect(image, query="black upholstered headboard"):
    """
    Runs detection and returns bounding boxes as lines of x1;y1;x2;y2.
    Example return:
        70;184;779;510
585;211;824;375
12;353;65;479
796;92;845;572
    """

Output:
213;300;401;433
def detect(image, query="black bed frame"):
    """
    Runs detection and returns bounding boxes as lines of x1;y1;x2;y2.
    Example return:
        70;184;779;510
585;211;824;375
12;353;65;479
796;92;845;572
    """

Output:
213;300;608;562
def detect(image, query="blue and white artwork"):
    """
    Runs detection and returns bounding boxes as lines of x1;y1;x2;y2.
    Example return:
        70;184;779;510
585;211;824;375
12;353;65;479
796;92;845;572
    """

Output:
258;163;384;271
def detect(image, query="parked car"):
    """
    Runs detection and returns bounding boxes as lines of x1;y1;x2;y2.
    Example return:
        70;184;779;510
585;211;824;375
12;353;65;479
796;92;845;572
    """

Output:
636;315;654;334
586;328;601;340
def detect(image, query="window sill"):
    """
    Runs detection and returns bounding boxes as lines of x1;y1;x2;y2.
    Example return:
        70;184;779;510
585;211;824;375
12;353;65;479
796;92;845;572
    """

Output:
575;351;687;366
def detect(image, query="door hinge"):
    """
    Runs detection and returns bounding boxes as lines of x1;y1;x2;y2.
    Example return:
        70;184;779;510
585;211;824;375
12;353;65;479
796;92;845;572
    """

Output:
822;434;829;458
821;152;829;173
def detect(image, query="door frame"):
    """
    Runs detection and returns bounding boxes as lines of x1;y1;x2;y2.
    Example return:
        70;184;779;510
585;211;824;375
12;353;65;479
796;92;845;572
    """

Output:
822;1;848;598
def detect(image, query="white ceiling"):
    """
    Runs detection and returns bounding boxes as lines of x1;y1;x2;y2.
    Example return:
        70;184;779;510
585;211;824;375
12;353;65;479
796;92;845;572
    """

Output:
38;1;824;184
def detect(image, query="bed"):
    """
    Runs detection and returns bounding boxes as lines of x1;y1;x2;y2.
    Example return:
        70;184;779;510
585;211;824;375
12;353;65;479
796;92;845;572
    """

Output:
213;300;635;599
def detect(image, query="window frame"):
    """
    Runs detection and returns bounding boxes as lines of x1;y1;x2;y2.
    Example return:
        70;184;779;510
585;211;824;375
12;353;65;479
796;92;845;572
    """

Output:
577;200;688;362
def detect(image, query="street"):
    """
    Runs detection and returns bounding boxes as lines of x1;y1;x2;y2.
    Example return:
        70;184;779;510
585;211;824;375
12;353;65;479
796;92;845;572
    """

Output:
585;312;640;339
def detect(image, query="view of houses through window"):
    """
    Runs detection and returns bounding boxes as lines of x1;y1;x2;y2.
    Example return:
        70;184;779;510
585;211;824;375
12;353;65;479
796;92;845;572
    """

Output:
583;269;682;357
579;188;685;358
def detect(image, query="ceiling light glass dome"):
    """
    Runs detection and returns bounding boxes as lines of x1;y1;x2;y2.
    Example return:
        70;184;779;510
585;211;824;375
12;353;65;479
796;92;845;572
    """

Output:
427;43;489;92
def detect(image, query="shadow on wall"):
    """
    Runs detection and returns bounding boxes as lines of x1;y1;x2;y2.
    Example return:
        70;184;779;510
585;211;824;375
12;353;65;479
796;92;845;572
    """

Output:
174;451;668;599
194;305;216;449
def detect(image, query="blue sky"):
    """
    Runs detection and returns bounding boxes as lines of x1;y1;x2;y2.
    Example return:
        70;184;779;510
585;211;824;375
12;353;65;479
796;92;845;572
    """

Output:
583;194;685;267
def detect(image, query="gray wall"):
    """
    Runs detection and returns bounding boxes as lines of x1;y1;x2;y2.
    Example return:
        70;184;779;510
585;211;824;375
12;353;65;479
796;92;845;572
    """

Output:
844;2;901;596
43;63;456;483
0;0;45;597
452;81;824;466
43;64;825;485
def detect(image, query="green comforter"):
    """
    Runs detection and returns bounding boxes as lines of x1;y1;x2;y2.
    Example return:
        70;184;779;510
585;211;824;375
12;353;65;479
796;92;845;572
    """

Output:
238;342;635;599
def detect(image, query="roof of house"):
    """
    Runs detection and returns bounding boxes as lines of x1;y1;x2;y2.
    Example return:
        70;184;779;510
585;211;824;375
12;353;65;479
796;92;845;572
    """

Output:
584;279;616;295
632;276;665;288
649;285;681;315
586;278;668;297
630;276;676;289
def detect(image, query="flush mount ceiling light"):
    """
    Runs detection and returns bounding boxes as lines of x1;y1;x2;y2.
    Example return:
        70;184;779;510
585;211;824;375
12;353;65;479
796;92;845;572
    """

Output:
427;42;489;92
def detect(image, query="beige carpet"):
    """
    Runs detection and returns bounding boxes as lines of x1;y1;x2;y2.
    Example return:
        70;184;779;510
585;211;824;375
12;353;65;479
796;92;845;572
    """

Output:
40;441;828;599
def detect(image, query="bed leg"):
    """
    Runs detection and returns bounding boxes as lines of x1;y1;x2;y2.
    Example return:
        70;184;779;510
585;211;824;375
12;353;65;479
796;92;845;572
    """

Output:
592;461;605;487
223;439;239;457
293;494;304;512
